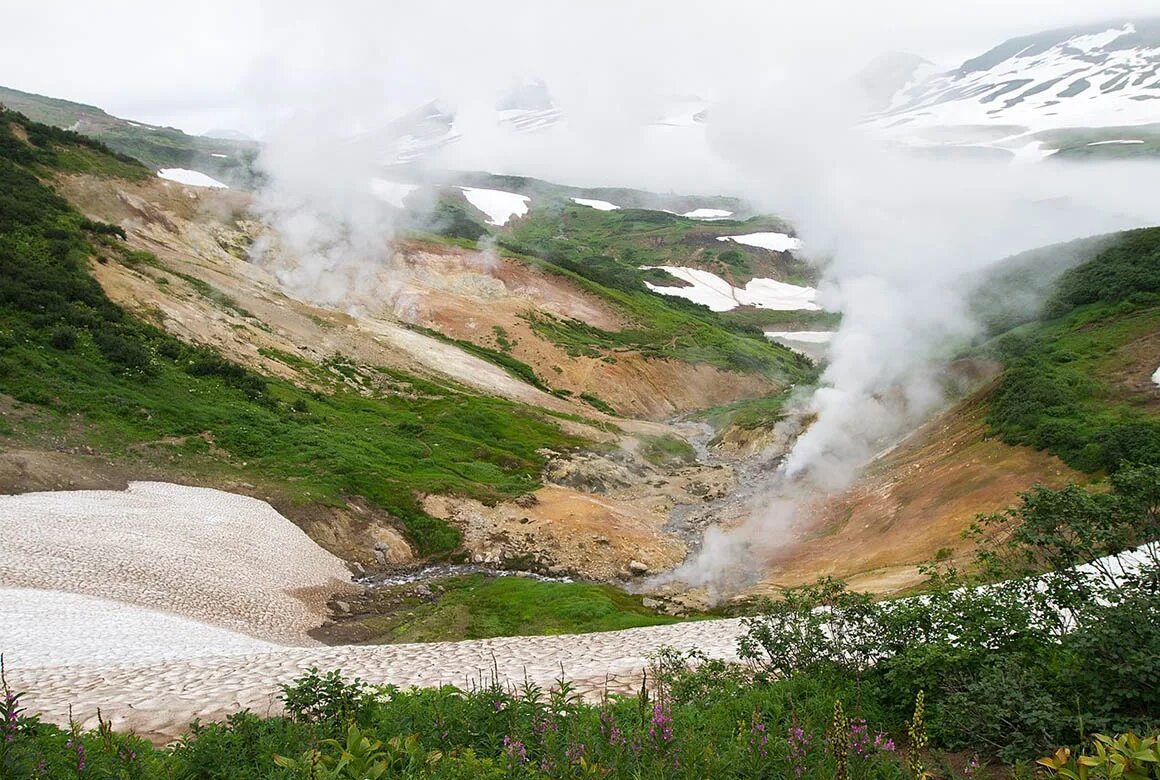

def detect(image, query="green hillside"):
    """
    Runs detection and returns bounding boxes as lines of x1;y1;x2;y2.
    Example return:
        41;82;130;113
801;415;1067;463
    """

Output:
0;108;584;556
984;227;1160;473
0;84;259;186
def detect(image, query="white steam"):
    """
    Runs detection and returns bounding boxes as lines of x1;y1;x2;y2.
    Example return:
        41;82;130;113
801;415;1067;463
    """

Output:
661;82;1160;595
227;2;1160;595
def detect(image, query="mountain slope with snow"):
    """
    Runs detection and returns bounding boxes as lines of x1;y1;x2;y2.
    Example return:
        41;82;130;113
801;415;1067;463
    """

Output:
869;19;1160;155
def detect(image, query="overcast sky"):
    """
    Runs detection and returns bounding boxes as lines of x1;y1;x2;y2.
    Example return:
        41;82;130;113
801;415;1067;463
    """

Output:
3;0;1158;136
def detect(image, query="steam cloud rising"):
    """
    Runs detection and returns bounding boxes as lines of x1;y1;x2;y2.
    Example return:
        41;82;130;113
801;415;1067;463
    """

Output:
236;2;1160;596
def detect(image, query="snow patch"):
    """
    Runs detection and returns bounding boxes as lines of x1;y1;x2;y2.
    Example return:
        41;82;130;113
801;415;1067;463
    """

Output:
210;152;229;158
371;179;419;208
1087;139;1146;146
157;168;229;189
460;187;530;226
764;331;835;344
0;482;351;644
682;208;733;219
571;197;619;211
644;266;818;312
717;232;803;252
1152;365;1160;387
1067;23;1135;53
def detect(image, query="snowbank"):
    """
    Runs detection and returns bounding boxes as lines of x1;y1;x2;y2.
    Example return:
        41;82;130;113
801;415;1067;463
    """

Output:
644;266;818;312
717;232;802;252
571;197;619;211
157;168;229;189
460;187;530;225
681;208;732;219
0;482;351;642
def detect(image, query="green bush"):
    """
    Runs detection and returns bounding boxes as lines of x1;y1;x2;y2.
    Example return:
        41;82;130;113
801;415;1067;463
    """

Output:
48;324;77;350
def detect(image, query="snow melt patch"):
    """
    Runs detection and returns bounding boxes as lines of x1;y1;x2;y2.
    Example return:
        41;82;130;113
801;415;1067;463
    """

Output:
371;179;419;208
682;208;733;220
644;266;818;312
157;168;228;189
460;187;530;226
571;197;619;211
717;232;803;252
1087;139;1145;146
764;331;835;344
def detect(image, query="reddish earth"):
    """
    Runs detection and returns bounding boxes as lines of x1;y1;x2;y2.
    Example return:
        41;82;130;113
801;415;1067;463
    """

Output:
752;389;1084;594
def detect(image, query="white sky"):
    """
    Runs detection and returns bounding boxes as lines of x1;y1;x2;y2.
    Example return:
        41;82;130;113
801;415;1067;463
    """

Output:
2;0;1157;136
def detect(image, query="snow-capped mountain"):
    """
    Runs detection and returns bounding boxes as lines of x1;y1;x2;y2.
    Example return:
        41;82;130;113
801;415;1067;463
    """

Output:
869;19;1160;154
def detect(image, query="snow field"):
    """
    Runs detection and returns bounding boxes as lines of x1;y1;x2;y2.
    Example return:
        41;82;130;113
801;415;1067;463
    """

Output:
157;168;229;188
460;187;530;225
644;266;818;311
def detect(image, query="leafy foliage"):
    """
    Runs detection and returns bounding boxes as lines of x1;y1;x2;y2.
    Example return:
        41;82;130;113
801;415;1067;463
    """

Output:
986;229;1160;472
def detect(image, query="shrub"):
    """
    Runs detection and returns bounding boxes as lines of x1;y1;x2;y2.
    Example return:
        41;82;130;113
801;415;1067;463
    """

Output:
48;324;77;350
279;667;379;726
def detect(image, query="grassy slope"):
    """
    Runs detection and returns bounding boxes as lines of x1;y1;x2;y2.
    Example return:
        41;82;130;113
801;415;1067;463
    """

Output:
408;183;822;383
984;227;1160;473
336;574;680;644
0;109;585;556
0;85;259;186
488;205;817;381
1038;124;1160;160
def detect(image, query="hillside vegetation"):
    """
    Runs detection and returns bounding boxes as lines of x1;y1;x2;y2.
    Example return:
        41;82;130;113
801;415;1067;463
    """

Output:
0;109;585;555
986;227;1160;473
496;207;817;380
0;85;259;186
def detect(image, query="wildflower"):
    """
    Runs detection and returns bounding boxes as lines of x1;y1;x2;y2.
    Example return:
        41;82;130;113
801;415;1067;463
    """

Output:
748;714;769;758
566;742;586;764
600;707;625;746
648;701;674;743
66;736;88;772
502;735;528;765
787;724;811;779
2;685;24;742
964;755;981;777
874;733;897;752
849;717;871;757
